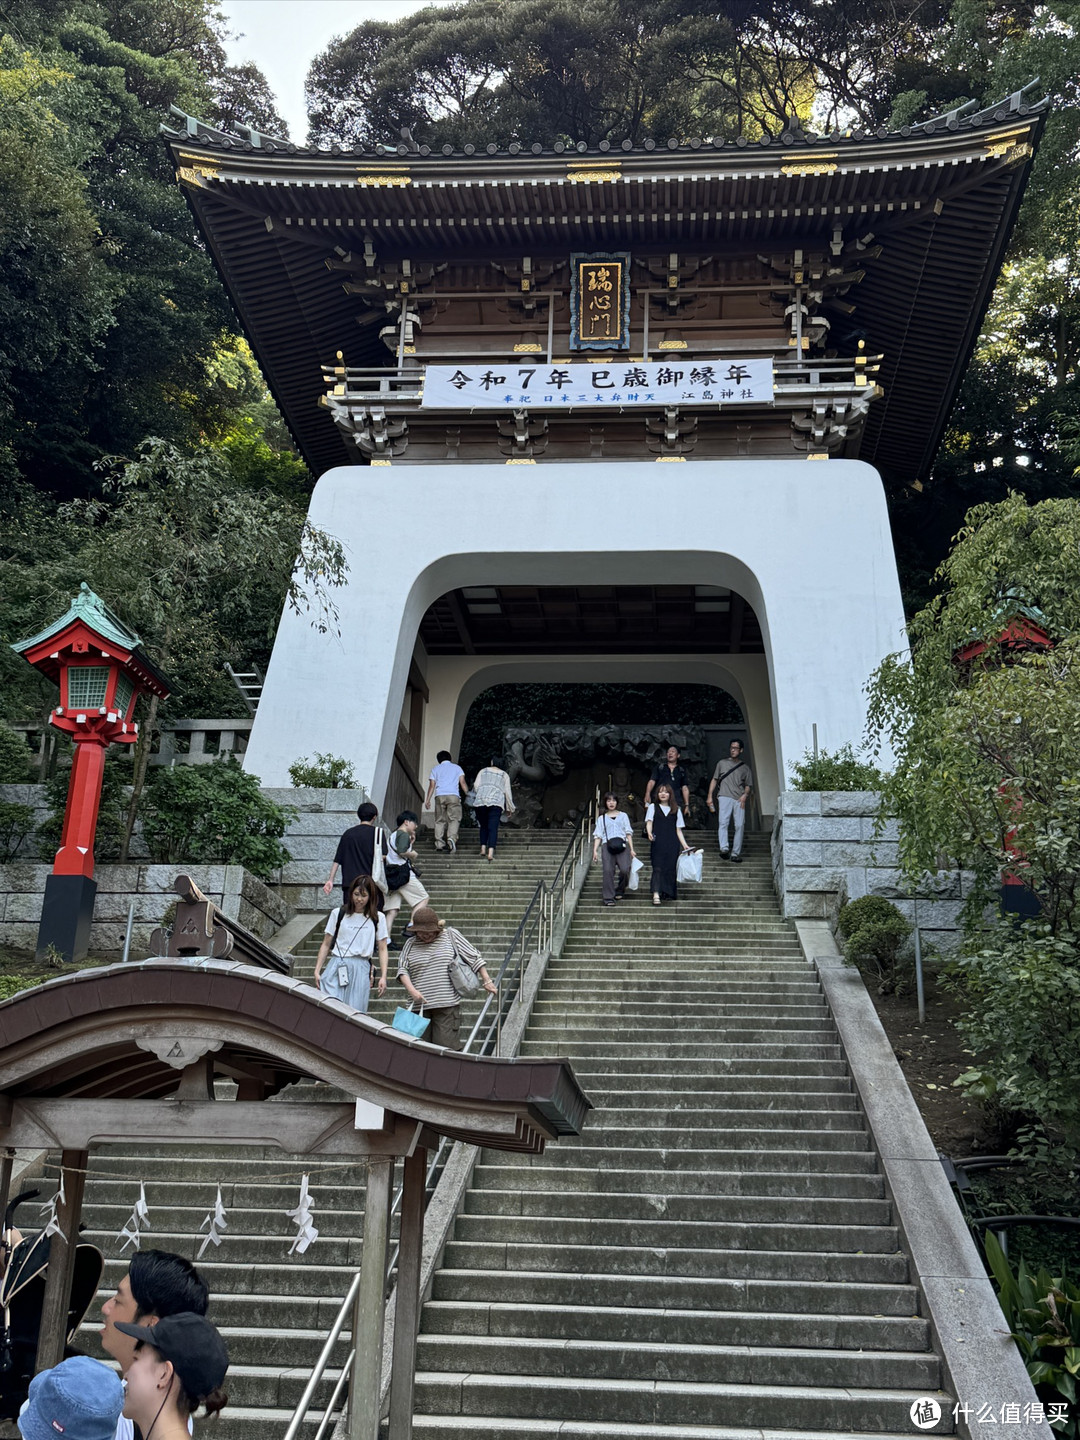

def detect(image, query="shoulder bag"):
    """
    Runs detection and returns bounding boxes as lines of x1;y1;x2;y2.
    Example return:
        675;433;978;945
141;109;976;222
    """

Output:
383;830;411;891
446;929;482;997
603;815;626;855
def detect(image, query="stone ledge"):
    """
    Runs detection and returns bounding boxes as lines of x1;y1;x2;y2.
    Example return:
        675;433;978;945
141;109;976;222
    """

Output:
795;919;1038;1437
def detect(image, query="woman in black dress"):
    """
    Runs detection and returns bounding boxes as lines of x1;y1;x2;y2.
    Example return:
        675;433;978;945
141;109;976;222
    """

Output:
645;781;692;906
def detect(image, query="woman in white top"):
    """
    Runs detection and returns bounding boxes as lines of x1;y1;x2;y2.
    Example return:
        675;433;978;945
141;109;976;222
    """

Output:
313;875;388;1012
645;781;692;907
591;791;637;906
472;755;515;860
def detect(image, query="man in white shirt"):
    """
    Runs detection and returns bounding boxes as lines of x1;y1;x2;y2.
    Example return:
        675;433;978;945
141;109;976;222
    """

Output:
425;750;468;852
100;1249;208;1440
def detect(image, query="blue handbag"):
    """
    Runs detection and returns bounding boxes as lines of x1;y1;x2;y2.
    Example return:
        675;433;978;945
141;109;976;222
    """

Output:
391;1004;430;1039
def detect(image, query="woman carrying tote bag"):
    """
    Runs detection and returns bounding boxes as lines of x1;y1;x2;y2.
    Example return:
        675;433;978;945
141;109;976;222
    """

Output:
645;781;692;907
397;906;497;1050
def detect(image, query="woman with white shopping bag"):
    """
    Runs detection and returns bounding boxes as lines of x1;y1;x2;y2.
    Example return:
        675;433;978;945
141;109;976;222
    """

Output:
591;791;637;906
645;781;693;906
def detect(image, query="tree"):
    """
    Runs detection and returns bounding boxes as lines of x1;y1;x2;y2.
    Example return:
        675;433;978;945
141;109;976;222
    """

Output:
0;438;348;855
866;492;1080;1148
0;0;291;497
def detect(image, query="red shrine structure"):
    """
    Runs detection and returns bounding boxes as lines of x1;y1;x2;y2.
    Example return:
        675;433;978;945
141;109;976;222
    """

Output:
11;584;170;961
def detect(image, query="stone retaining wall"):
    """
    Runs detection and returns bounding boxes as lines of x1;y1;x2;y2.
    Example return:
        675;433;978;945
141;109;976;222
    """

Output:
0;863;291;957
771;790;969;952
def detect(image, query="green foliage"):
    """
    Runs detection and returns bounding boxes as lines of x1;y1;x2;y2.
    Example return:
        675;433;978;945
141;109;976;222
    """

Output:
0;723;32;783
141;756;295;879
947;923;1080;1148
0;974;40;1000
288;754;357;790
0;803;34;862
983;1229;1080;1428
868;493;1080;1147
787;744;884;792
836;896;913;995
37;757;130;862
0;1;289;496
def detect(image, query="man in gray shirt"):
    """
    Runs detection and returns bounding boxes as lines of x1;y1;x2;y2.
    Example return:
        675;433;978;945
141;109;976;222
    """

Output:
707;739;753;864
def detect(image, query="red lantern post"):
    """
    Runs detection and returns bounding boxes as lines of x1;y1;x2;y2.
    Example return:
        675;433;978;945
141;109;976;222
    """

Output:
11;585;170;962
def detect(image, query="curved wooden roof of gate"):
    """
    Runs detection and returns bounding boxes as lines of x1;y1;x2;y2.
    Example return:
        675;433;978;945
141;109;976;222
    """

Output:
0;960;590;1153
164;93;1046;487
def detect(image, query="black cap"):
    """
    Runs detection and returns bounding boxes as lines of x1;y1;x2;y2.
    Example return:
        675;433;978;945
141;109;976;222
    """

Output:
114;1312;229;1397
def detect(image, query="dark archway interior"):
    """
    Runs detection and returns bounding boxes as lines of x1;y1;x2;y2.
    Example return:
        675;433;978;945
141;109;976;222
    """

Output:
459;683;745;825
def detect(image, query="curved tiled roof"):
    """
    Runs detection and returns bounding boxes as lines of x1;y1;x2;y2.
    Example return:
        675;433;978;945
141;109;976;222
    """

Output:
163;91;1047;484
0;959;590;1151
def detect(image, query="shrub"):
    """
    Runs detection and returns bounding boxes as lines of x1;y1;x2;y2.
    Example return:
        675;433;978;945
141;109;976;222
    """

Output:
947;922;1080;1152
0;802;34;861
983;1229;1080;1426
0;974;41;1000
0;723;32;783
788;743;884;792
836;895;912;994
142;756;295;879
288;752;356;789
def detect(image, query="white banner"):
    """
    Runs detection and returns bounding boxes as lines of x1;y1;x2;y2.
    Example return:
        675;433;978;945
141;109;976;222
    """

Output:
420;358;773;409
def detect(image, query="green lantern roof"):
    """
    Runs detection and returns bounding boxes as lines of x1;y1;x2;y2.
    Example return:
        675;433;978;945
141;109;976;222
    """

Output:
10;583;144;656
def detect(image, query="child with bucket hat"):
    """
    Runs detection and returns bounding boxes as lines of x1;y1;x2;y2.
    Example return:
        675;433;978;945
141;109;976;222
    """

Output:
18;1355;123;1440
114;1312;229;1440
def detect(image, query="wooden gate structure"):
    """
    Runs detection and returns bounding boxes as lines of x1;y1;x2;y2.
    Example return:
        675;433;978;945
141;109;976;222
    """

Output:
0;959;590;1435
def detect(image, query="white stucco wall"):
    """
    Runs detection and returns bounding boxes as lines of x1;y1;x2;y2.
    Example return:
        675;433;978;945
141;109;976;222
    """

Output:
243;459;906;798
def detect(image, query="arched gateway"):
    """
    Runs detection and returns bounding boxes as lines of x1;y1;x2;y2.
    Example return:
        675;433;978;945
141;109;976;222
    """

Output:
165;97;1045;812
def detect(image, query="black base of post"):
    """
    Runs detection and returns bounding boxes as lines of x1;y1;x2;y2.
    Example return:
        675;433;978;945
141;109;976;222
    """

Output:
36;874;97;963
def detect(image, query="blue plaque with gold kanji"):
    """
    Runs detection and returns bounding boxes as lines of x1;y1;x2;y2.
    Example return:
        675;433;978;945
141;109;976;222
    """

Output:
570;253;631;351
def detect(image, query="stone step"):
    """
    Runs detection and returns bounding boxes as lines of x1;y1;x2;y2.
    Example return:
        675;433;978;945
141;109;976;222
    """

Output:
453;1211;899;1253
406;1422;931;1440
84;1227;368;1266
413;1334;940;1388
441;1240;907;1285
430;1269;921;1317
518;1042;844;1060
420;1300;932;1351
466;1191;890;1226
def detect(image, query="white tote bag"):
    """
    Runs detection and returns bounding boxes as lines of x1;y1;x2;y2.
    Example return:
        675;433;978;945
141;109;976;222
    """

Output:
676;849;704;884
626;856;645;891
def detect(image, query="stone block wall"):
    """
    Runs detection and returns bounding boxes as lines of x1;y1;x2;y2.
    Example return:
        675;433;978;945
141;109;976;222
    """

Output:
0;863;291;957
771;790;968;952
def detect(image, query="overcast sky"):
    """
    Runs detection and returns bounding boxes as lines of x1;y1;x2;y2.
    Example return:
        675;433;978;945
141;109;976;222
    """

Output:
218;0;459;143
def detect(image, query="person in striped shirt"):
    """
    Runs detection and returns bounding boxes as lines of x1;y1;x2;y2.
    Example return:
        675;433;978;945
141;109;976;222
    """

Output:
396;906;497;1050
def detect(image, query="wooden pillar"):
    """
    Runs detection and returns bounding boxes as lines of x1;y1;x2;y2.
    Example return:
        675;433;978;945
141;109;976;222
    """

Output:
36;1150;88;1372
347;1155;394;1440
0;1148;14;1234
388;1147;427;1440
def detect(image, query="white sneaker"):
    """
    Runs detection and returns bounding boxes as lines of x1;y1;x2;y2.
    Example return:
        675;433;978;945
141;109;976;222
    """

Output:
447;838;457;853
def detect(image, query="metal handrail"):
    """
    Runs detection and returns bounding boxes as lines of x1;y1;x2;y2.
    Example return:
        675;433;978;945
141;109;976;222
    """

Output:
284;797;598;1440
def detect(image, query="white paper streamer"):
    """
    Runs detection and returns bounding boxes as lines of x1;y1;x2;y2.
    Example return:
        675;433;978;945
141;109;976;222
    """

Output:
285;1173;319;1255
117;1182;151;1253
197;1187;228;1260
40;1171;66;1242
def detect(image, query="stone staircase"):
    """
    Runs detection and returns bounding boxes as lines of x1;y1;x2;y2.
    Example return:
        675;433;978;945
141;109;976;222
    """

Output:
408;830;955;1439
71;827;577;1439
